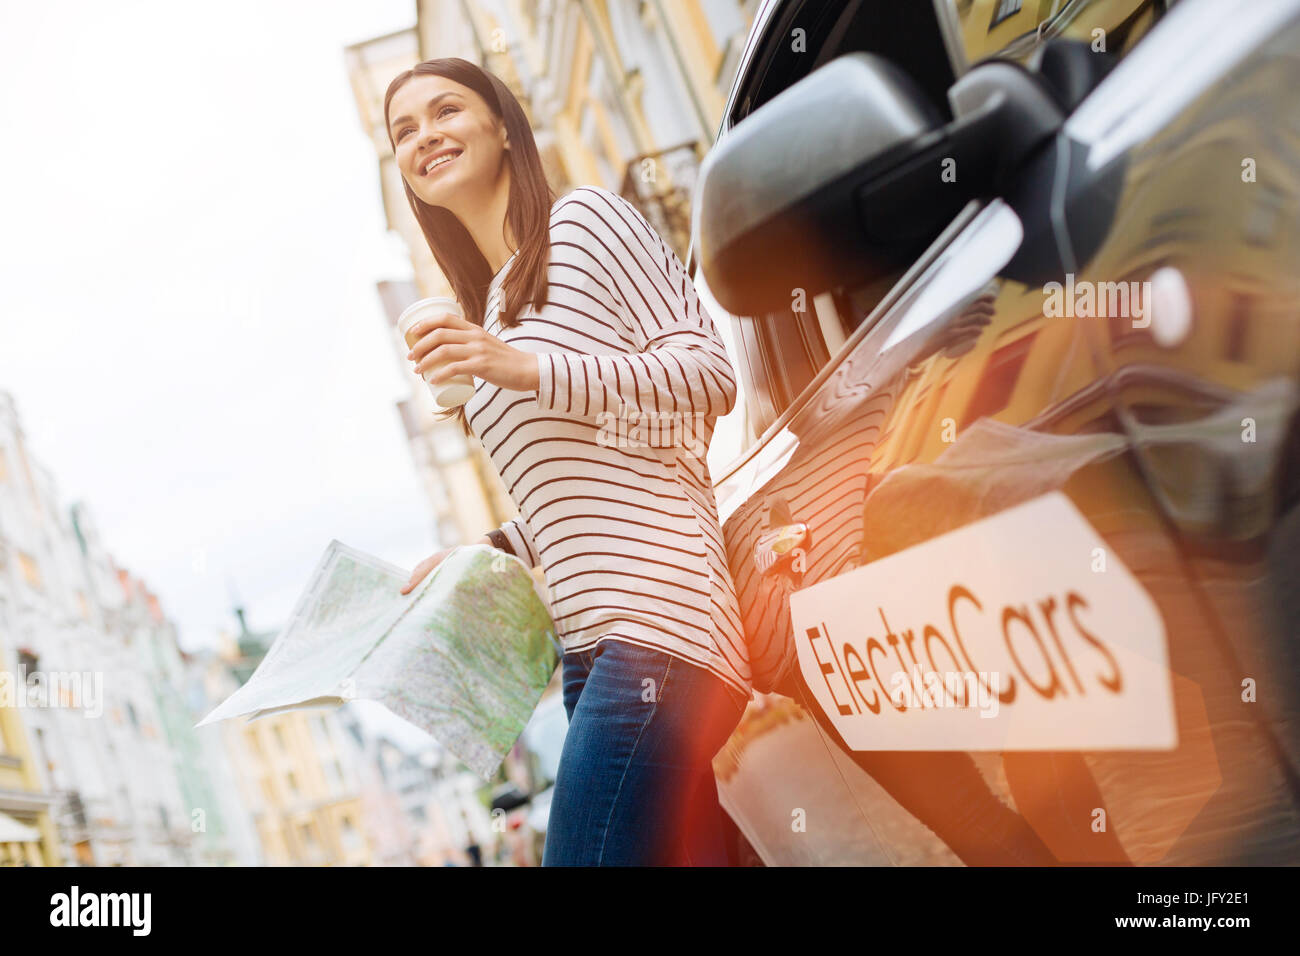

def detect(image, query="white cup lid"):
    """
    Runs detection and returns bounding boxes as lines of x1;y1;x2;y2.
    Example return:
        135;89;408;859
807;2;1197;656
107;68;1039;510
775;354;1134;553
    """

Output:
398;296;463;334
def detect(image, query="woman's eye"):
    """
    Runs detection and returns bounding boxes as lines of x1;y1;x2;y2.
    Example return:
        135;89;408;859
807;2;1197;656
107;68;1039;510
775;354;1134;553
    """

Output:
397;127;413;141
438;106;457;118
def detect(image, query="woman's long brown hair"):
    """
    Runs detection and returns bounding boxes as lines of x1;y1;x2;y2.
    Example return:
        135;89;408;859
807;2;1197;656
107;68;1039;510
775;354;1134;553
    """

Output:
383;58;558;436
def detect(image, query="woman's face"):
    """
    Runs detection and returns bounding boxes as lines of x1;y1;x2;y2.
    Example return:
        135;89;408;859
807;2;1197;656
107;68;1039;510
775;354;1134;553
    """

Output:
388;74;508;208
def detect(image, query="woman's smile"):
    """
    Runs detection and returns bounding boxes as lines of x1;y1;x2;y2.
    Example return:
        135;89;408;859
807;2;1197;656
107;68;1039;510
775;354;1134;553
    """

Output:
421;148;463;177
385;72;515;219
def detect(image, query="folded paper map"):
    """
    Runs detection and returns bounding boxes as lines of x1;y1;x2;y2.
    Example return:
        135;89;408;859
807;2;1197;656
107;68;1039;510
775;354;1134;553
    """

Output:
196;540;560;780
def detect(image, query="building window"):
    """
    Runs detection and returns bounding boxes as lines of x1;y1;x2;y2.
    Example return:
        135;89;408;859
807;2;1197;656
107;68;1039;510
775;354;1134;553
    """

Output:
519;0;540;36
35;728;54;773
436;516;462;548
430;424;469;464
341;816;362;851
700;0;745;59
17;552;42;591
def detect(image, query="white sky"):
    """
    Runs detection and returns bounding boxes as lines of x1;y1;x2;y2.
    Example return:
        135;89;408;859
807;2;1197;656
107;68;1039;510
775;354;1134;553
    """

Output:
0;0;438;665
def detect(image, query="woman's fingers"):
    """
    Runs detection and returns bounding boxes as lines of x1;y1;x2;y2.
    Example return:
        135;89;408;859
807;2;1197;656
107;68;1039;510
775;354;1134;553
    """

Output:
416;343;472;380
399;553;443;594
409;310;473;336
408;322;475;365
401;565;427;595
406;320;529;391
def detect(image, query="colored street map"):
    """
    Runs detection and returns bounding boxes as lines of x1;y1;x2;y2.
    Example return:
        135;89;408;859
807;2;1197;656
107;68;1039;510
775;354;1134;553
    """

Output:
196;541;559;780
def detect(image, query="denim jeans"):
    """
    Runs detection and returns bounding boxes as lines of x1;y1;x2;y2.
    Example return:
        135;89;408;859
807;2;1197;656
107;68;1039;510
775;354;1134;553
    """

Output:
541;638;748;866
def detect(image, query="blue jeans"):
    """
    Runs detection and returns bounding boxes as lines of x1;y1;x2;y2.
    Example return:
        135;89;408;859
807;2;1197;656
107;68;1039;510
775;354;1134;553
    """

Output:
542;638;748;866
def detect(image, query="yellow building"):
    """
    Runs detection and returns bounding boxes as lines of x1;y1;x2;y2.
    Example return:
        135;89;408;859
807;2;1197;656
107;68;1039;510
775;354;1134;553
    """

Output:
235;712;370;866
216;612;371;866
0;649;61;866
0;401;63;866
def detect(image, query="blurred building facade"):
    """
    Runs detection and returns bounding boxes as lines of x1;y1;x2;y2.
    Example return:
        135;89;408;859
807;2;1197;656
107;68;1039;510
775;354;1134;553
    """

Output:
0;390;254;866
346;723;500;867
207;610;374;866
0;378;553;869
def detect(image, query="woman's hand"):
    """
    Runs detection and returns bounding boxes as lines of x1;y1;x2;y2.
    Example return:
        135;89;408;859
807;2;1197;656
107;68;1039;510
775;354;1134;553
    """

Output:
406;311;540;392
399;536;493;594
399;548;452;594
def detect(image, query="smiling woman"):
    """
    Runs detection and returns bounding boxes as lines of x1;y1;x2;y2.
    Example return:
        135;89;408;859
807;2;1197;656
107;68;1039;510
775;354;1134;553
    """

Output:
382;58;753;867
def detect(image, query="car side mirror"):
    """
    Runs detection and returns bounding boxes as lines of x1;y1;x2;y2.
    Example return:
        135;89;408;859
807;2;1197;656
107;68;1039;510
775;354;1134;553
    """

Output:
695;51;1064;317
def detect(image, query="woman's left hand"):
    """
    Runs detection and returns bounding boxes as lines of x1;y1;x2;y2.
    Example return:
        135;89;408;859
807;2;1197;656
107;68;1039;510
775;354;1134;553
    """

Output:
406;311;540;392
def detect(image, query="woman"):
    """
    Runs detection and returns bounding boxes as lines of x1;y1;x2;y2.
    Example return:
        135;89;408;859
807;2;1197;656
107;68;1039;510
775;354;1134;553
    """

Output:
386;58;751;866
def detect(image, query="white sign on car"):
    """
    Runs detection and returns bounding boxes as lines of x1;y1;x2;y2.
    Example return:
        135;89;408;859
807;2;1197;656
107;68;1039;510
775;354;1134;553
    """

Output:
789;491;1176;751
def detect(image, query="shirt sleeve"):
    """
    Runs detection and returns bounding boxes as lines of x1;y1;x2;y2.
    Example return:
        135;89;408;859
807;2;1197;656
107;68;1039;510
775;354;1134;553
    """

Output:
533;187;739;421
491;515;540;570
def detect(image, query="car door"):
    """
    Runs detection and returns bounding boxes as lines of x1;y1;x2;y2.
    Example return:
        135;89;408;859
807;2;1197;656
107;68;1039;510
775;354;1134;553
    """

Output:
707;0;1300;866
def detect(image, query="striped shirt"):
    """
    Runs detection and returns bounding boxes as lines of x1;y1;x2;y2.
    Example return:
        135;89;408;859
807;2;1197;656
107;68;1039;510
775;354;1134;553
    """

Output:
466;185;753;703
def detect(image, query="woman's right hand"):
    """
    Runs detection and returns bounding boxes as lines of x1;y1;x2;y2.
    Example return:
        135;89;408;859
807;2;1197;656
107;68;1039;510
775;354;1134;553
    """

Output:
400;548;453;594
399;536;494;594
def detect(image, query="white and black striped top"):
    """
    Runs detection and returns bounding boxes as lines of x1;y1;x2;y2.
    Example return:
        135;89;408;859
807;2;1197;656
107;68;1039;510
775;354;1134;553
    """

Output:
467;185;752;702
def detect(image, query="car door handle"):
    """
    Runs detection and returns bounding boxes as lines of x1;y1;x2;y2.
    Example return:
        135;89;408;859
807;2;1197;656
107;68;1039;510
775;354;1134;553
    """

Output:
755;494;811;579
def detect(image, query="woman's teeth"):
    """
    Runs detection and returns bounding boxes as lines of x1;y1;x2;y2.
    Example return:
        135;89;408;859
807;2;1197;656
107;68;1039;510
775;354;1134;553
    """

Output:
425;152;461;174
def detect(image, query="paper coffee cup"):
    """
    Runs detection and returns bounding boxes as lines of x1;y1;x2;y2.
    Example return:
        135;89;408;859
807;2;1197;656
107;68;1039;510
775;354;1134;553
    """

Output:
397;296;476;410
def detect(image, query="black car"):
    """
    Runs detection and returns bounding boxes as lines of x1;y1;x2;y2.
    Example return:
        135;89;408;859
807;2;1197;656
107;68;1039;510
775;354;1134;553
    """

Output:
689;0;1300;865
